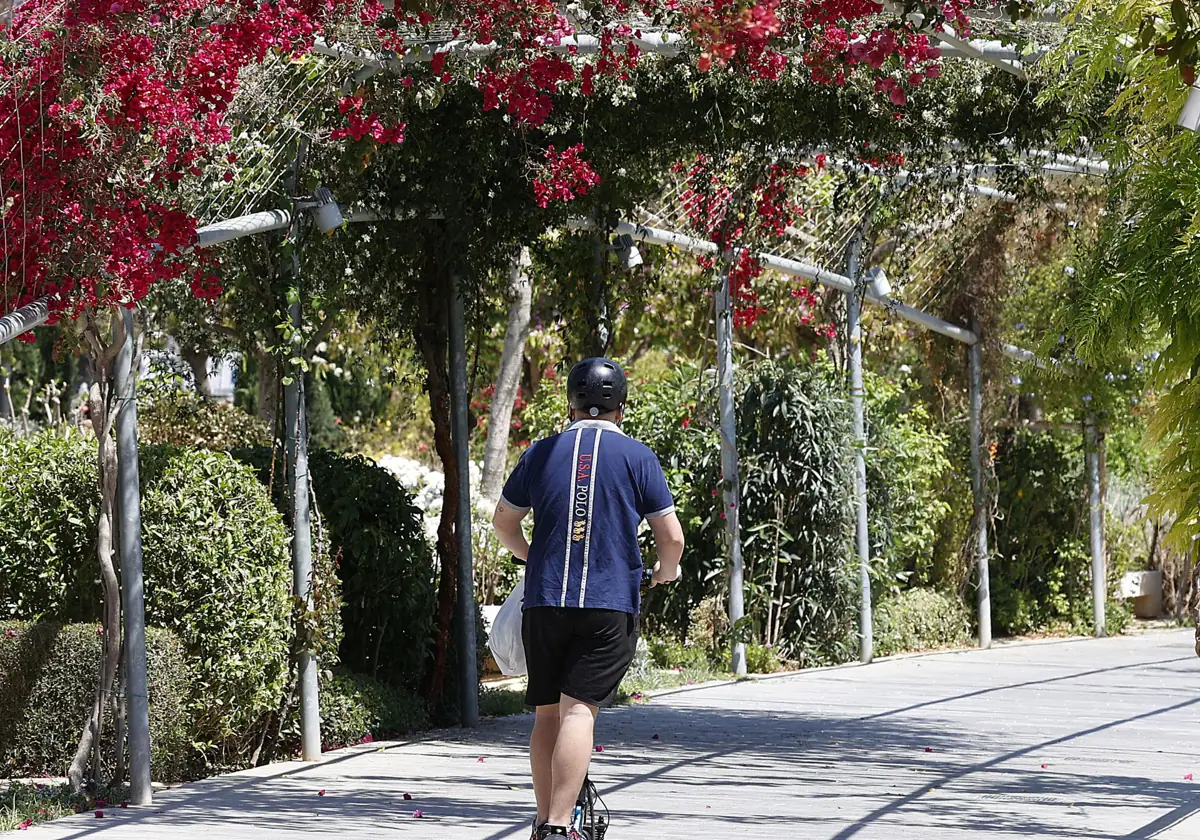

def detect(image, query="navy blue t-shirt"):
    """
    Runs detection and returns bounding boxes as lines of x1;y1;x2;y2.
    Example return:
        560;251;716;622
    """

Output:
501;419;675;615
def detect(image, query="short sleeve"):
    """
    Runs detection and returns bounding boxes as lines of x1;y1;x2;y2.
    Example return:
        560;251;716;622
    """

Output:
500;452;532;513
639;453;676;520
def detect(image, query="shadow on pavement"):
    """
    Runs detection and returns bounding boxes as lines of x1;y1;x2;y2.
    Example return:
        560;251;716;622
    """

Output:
26;647;1200;840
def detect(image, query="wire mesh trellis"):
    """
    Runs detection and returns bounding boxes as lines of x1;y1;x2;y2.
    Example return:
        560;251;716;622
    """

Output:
625;155;1019;313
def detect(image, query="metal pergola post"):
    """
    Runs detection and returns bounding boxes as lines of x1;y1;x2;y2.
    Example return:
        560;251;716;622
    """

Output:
846;234;873;665
284;280;322;759
113;307;152;804
716;268;747;677
448;274;479;726
1085;416;1107;638
282;142;321;759
968;320;992;649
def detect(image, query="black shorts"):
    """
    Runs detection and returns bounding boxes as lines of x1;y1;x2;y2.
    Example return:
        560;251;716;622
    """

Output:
522;607;639;709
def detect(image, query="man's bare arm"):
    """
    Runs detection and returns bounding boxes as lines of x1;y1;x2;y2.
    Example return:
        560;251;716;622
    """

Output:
492;500;531;562
648;511;685;586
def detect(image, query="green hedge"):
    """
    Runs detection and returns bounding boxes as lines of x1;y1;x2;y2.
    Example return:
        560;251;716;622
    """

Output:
306;450;436;693
0;622;190;782
0;430;296;768
137;447;295;764
308;670;429;751
0;431;99;620
138;386;270;452
873;588;972;657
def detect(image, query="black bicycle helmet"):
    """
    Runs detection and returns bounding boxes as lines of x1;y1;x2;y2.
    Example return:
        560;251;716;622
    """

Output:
567;357;627;417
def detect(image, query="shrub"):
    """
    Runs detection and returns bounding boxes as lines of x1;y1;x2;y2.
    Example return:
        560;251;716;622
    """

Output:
0;430;99;621
629;360;856;666
137;446;295;765
874;588;972;657
992;430;1090;635
0;621;190;782
864;374;955;595
308;670;428;751
306;450;436;692
138;385;269;451
647;637;712;671
743;643;782;674
478;686;527;719
0;430;298;769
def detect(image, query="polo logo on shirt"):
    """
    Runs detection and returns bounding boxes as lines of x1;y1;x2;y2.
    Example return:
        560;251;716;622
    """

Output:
572;453;592;542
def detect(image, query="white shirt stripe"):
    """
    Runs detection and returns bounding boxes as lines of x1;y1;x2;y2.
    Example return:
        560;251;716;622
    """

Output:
560;427;583;608
577;428;604;608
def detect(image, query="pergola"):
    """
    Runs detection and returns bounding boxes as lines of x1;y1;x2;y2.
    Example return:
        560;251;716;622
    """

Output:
0;2;1115;803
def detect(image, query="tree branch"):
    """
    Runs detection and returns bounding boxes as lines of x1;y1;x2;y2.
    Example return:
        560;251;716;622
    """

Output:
303;312;337;359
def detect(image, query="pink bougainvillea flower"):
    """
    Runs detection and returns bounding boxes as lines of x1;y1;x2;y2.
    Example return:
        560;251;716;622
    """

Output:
477;756;486;763
1187;773;1194;781
120;802;129;808
532;144;600;208
594;745;605;753
403;793;413;801
318;790;325;796
17;818;32;830
924;747;933;753
1040;764;1049;770
95;811;104;819
652;734;660;741
413;810;424;818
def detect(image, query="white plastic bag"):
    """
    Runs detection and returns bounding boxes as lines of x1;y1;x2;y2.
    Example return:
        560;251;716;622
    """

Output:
488;574;527;676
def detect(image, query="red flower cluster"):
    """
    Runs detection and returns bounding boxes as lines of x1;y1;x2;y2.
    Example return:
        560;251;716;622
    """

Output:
729;249;768;328
478;58;576;127
532;145;601;208
0;0;1003;323
681;156;810;327
331;95;406;144
0;0;367;316
801;0;946;93
690;0;788;80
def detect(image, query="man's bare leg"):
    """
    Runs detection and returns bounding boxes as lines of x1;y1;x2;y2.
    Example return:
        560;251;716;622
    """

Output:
547;694;599;827
531;704;560;825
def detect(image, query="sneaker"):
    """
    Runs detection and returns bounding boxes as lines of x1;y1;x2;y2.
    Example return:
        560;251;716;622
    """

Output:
535;825;582;840
529;818;544;840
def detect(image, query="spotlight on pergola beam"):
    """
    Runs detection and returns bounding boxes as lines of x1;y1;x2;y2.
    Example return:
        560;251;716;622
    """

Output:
1180;84;1200;132
865;266;892;299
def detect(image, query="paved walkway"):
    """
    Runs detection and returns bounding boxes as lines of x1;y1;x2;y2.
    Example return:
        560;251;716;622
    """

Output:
13;629;1200;839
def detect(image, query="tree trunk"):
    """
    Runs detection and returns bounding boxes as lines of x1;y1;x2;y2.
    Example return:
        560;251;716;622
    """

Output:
255;348;281;431
415;257;459;710
68;319;123;792
479;249;533;504
181;345;210;397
